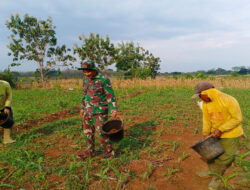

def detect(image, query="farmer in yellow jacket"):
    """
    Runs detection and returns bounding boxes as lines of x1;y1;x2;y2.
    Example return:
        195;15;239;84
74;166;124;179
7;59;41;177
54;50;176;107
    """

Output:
192;81;244;190
0;80;16;144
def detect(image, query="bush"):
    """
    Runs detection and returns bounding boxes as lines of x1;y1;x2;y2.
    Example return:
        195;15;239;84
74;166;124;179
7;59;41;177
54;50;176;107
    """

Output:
231;72;240;77
0;68;18;88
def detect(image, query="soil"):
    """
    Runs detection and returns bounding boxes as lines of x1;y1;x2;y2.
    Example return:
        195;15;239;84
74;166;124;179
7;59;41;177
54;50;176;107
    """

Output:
0;90;248;190
109;129;118;133
12;106;79;133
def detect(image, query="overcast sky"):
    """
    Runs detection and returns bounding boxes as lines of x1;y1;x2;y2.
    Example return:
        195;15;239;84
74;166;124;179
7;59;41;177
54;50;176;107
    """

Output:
1;0;250;72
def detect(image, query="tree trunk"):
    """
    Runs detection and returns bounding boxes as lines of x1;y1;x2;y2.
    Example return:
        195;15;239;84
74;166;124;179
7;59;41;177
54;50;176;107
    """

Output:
39;63;45;87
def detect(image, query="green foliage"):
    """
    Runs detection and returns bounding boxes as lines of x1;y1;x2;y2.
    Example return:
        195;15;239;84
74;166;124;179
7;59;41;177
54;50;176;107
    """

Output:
195;72;207;79
0;87;249;188
183;73;194;79
6;13;75;83
115;41;160;79
73;33;116;70
0;68;17;88
135;67;151;79
231;72;240;77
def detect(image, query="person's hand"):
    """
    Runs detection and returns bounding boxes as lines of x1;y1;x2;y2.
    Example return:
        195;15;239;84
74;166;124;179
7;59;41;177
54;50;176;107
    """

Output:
4;108;10;115
80;109;84;117
111;112;118;119
212;129;222;138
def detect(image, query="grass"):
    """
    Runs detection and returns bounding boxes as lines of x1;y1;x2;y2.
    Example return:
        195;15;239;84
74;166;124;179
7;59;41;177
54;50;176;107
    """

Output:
0;81;249;189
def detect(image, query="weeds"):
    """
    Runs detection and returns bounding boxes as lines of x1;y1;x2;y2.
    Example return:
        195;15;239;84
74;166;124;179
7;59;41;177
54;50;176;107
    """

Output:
210;172;237;189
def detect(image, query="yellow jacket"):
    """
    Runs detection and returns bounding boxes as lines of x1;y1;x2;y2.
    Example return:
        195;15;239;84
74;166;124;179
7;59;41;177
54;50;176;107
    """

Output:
0;80;12;110
201;88;244;138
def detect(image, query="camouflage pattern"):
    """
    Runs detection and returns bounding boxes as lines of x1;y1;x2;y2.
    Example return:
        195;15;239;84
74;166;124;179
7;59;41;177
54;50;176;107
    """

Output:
81;63;117;156
78;60;99;71
81;72;118;117
83;114;114;156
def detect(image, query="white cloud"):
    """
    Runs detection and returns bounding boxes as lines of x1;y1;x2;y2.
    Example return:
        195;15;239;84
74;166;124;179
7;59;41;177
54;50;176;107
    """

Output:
1;0;250;72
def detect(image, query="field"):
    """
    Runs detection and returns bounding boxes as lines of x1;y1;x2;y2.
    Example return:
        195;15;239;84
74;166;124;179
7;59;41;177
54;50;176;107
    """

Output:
0;77;249;190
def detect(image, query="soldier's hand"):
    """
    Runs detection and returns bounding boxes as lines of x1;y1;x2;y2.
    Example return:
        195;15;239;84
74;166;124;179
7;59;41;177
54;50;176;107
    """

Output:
80;109;84;117
4;108;10;115
212;129;222;138
111;112;118;119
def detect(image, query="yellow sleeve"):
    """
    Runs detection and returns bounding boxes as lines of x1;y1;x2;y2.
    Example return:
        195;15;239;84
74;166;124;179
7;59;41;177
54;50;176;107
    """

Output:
202;104;211;135
218;97;242;132
5;82;12;107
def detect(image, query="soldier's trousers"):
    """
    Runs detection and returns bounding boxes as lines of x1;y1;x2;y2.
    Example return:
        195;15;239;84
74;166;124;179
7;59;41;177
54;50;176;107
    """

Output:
83;114;114;156
207;137;240;176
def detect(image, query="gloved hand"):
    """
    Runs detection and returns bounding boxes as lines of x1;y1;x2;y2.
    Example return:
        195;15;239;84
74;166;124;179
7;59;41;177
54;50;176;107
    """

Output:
212;129;222;138
4;108;10;115
111;112;118;119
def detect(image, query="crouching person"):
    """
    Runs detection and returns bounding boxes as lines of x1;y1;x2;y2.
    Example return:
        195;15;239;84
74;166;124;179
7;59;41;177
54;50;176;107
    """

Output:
192;81;244;190
0;80;16;144
77;60;118;160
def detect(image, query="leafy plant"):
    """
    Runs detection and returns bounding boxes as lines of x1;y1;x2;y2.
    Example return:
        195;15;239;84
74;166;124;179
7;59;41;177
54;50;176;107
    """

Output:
142;162;153;181
6;14;75;84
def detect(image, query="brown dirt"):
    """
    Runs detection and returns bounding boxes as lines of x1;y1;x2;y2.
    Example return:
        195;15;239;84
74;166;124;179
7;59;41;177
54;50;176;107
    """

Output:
1;90;248;190
12;106;80;133
109;129;118;133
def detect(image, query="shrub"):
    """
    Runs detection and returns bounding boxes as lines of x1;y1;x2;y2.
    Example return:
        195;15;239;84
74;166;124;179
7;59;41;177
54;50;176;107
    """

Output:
0;68;18;88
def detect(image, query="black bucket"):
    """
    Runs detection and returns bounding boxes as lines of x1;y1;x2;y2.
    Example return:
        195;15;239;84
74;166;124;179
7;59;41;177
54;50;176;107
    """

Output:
102;119;124;142
191;136;224;161
0;112;14;128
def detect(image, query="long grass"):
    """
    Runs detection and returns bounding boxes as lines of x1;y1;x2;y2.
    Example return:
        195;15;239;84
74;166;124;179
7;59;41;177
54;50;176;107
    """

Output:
17;76;250;90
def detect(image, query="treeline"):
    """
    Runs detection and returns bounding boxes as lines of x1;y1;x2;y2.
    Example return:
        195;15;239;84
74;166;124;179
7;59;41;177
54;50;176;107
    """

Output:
4;14;161;86
163;66;250;76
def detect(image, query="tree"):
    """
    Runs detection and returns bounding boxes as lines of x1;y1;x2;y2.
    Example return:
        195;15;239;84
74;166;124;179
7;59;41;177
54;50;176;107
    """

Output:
115;41;160;79
141;49;161;79
73;33;116;70
6;14;75;84
115;41;144;78
238;67;248;75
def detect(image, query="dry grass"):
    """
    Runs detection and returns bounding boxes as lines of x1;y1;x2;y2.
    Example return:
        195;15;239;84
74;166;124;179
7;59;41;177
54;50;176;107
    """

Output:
18;76;250;90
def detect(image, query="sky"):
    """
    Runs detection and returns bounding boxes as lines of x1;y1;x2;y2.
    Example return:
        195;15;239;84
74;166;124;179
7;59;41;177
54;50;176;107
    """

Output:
1;0;250;72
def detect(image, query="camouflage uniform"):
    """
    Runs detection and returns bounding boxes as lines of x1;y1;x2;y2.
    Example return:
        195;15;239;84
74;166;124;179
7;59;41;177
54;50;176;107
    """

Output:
79;61;118;157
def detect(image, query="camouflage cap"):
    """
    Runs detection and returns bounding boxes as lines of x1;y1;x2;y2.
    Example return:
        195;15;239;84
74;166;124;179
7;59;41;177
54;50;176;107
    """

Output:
78;60;99;71
192;81;214;98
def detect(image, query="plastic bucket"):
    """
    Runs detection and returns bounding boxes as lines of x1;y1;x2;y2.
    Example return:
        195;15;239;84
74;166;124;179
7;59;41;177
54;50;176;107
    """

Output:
102;119;124;142
0;112;14;128
191;136;224;161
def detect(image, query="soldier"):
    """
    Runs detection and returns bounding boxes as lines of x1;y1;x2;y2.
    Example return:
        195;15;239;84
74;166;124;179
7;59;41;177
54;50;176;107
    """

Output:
77;60;118;159
192;81;244;190
0;80;16;144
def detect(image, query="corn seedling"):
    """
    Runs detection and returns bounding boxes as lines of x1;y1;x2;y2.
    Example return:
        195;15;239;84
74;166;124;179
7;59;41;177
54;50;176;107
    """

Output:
142;162;153;181
164;167;179;179
209;172;237;189
69;155;82;174
111;166;130;189
178;151;189;162
172;141;180;152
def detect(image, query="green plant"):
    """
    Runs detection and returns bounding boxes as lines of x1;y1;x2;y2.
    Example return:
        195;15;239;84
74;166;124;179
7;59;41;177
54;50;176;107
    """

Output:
209;172;237;189
142;162;153;181
163;167;179;179
178;151;189;162
172;141;180;152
